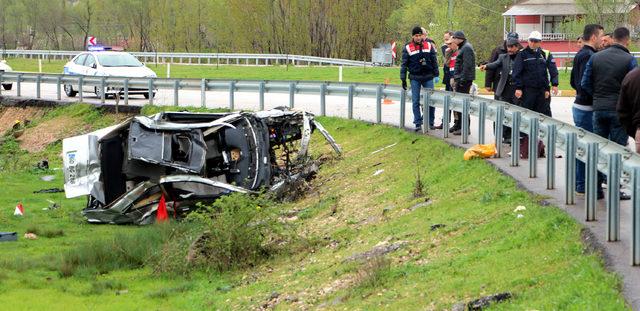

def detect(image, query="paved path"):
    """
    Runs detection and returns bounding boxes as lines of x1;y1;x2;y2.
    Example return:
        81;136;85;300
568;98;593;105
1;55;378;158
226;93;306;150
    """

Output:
1;83;639;309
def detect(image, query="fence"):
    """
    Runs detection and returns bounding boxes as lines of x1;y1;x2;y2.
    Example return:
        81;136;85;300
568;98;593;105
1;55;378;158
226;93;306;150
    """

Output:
0;50;372;67
0;71;639;266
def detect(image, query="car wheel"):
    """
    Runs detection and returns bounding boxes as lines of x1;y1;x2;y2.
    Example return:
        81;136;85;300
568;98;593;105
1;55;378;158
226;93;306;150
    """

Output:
95;86;105;99
2;83;12;91
143;91;155;99
64;84;77;97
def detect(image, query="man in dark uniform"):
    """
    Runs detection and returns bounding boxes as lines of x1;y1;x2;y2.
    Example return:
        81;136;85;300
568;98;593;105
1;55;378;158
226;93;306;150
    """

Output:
400;26;439;131
451;30;475;135
512;31;559;117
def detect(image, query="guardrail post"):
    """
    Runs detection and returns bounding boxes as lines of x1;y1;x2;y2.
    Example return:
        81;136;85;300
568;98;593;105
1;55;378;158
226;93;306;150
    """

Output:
632;167;640;266
78;76;83;102
462;98;470;144
56;76;62;100
100;76;106;104
376;85;383;124
421;90;431;134
528;117;539;178
443;95;451;138
0;71;3;95
348;84;354;119
399;89;406;128
124;78;129;105
173;80;179;106
36;74;41;99
16;73;22;97
608;153;621;242
289;82;295;109
229;81;236;110
147;79;154;105
586;142;599;221
495;105;504;157
511;111;521;166
565;132;577;205
478;101;486;144
546;124;556;189
320;83;326;116
259;81;265;110
200;78;207;108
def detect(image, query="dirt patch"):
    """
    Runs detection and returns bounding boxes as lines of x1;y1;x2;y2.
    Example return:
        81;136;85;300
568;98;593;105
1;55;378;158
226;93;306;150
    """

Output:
19;116;85;152
0;107;48;136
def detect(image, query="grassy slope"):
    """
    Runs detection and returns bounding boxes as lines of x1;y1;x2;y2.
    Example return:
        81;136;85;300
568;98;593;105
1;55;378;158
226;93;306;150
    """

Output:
4;57;574;90
0;105;627;310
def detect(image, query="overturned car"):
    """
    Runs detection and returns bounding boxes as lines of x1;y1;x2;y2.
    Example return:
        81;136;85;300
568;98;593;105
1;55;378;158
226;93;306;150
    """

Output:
63;108;341;225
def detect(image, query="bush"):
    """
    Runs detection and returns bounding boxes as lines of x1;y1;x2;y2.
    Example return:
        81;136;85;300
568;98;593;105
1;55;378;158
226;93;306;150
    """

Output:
182;193;285;272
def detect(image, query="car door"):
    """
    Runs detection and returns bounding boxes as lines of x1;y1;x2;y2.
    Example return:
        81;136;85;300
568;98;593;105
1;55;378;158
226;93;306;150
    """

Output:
67;54;87;89
82;54;97;92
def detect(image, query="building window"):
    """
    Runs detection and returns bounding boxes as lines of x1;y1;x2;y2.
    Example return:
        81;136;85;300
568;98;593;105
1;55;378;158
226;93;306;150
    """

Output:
543;16;565;33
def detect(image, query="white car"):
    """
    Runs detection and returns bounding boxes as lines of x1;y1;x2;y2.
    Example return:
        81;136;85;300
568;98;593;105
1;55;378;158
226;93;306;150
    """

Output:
63;51;157;99
0;59;12;90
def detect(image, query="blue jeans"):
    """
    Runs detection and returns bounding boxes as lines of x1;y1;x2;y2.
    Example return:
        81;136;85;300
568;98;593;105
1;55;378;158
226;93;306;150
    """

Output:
572;107;593;192
593;110;628;195
411;79;435;127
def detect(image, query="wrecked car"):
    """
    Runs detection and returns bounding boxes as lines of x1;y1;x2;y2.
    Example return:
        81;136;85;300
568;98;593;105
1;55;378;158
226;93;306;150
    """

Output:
62;108;341;225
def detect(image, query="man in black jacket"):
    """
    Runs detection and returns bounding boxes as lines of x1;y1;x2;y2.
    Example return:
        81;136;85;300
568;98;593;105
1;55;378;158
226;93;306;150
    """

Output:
485;32;518;95
451;31;475;135
480;39;522;144
581;27;636;200
618;68;640;153
400;26;439;131
569;24;603;195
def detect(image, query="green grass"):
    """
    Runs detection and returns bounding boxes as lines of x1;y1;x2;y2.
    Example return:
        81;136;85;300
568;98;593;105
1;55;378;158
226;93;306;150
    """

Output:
4;57;574;90
0;104;628;309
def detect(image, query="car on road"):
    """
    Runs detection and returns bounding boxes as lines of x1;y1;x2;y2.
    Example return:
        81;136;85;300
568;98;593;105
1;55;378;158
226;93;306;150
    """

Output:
63;51;157;99
0;59;13;90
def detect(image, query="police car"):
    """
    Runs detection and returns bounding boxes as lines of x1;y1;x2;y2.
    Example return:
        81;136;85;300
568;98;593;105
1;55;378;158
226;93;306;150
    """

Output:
0;59;13;90
63;49;157;99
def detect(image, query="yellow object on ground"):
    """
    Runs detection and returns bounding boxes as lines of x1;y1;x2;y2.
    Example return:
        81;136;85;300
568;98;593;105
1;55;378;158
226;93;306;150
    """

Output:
464;144;496;160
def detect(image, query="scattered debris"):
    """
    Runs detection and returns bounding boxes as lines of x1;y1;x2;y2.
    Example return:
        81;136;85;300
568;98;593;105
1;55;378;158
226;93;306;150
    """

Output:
453;292;513;310
370;142;397;155
372;169;384;176
346;241;407;262
61;108;341;225
115;290;129;295
216;285;233;293
517;214;524;219
39;175;55;182
513;205;526;212
33;188;64;194
24;233;37;240
430;224;446;231
0;232;17;242
45;199;60;210
36;159;49;170
409;200;433;211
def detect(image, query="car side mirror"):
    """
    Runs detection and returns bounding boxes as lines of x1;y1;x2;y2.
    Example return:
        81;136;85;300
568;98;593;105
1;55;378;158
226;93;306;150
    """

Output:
91;63;97;69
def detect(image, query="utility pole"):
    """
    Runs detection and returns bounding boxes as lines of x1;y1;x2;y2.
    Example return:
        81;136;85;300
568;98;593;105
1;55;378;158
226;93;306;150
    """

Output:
448;0;454;29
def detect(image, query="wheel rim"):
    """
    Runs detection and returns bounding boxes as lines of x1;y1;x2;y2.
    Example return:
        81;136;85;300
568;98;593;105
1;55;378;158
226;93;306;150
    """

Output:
64;85;72;94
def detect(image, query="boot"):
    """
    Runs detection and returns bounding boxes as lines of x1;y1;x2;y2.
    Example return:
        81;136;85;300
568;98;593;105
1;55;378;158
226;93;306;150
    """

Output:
538;140;546;158
520;136;529;159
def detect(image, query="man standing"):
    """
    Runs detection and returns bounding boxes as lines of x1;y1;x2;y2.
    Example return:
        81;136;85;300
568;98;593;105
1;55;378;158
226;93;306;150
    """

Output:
480;39;521;145
435;31;455;129
581;27;636;200
617;68;640;153
400;26;439;131
451;31;475;135
512;31;559;117
570;24;603;196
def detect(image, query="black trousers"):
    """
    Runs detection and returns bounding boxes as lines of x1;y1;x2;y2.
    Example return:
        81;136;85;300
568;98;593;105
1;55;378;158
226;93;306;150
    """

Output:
453;80;472;128
521;87;551;117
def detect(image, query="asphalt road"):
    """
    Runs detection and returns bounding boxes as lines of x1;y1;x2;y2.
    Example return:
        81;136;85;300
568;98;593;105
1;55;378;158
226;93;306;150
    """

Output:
2;82;639;309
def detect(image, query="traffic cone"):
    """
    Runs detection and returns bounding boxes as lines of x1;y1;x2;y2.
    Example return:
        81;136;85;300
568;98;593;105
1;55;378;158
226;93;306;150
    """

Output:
156;194;168;223
14;203;24;216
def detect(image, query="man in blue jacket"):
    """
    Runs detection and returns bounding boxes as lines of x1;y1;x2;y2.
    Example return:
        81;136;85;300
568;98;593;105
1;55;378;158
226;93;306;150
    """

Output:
400;26;439;131
581;27;636;200
570;24;603;196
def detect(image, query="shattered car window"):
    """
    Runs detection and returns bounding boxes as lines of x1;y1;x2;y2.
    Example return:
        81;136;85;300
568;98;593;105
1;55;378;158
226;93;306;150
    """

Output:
62;108;341;225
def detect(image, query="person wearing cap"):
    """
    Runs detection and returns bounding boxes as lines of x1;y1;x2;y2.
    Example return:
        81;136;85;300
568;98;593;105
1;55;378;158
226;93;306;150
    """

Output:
480;38;522;145
486;32;519;95
451;30;476;135
570;24;604;196
582;27;636;200
512;30;559;117
400;26;440;131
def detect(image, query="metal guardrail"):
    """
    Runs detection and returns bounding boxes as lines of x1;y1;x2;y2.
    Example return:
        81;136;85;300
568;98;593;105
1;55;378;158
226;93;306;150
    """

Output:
0;71;639;266
0;50;373;67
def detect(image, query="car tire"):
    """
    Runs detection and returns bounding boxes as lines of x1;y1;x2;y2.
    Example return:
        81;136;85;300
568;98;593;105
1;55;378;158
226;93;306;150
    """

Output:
143;91;155;99
2;83;12;91
64;84;77;97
